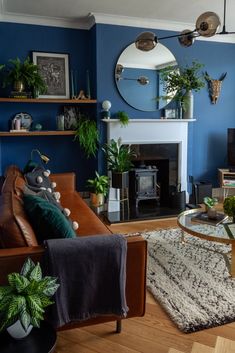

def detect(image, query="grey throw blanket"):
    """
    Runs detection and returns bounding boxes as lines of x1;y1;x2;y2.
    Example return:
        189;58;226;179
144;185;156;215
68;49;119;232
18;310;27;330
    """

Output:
43;234;128;328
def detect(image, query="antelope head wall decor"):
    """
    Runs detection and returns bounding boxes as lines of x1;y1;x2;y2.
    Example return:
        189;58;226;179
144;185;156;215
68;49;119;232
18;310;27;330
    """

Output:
204;71;227;104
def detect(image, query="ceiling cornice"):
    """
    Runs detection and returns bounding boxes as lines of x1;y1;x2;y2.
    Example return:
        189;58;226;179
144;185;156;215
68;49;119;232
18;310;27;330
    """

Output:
0;8;235;44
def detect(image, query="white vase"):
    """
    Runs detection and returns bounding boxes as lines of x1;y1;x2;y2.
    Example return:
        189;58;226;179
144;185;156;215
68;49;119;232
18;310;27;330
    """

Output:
7;320;33;339
183;90;194;119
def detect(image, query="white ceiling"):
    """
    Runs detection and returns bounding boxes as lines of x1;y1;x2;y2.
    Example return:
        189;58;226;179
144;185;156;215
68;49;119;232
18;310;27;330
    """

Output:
1;0;235;43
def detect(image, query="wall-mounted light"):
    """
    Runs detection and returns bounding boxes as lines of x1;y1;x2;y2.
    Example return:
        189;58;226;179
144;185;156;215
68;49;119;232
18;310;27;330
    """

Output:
121;76;150;85
135;0;233;51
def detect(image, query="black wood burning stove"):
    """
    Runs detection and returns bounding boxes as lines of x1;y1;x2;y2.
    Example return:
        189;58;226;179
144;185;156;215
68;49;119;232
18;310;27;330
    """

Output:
129;167;158;208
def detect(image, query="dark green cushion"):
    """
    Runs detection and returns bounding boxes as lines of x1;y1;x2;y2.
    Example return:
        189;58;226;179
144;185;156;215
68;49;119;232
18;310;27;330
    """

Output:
23;194;76;243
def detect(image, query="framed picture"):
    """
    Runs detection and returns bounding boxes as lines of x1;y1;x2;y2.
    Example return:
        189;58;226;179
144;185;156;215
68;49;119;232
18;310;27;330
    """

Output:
32;51;70;99
63;106;80;130
164;109;178;119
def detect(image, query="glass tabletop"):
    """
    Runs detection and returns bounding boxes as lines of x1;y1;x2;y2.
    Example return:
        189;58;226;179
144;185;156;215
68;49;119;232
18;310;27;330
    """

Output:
177;209;235;243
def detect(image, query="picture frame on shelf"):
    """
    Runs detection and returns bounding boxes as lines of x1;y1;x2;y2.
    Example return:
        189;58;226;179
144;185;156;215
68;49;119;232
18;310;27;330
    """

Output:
63;106;80;130
164;108;178;119
32;51;70;99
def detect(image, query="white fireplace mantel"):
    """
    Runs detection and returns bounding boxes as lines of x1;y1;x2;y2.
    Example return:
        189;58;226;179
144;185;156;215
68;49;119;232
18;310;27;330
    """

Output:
102;118;196;198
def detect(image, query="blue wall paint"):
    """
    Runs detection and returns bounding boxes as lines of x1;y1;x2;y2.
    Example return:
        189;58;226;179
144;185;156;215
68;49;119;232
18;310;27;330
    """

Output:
95;23;235;187
1;21;235;190
0;22;98;189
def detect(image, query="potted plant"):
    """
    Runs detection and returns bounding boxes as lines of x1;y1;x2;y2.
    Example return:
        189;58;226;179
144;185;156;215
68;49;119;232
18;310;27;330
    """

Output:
74;114;99;158
87;171;109;207
223;196;235;222
3;56;47;96
203;196;218;219
102;138;135;189
160;61;204;118
0;258;59;339
117;111;129;127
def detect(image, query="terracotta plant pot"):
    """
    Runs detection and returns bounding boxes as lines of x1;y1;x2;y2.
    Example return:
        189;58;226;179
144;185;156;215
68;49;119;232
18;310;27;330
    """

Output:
90;193;104;207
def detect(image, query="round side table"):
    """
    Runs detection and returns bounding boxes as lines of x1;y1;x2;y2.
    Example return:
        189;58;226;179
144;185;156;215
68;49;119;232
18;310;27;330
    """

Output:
0;321;57;353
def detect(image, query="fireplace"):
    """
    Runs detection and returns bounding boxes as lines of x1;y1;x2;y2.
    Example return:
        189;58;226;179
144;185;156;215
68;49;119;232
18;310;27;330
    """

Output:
103;118;195;222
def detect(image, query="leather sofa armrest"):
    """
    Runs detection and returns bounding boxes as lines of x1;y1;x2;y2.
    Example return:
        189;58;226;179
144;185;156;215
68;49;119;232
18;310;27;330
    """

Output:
50;173;76;193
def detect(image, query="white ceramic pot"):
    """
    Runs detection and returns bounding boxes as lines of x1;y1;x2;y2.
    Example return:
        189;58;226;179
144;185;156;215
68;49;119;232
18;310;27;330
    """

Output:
7;320;33;339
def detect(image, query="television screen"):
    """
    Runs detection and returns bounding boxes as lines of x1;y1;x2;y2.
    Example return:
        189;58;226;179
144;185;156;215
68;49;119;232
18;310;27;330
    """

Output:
228;128;235;171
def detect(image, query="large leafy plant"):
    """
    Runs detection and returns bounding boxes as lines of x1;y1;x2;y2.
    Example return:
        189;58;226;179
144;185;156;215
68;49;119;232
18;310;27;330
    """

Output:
160;61;205;111
4;56;47;94
223;196;235;218
0;258;59;333
87;171;109;195
102;138;135;173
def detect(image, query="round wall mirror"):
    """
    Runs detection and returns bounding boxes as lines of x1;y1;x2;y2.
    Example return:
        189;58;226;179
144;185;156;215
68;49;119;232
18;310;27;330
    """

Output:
115;43;178;111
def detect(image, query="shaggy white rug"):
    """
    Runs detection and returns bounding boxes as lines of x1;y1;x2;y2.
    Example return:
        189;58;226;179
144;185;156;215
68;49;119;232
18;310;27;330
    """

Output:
142;228;235;333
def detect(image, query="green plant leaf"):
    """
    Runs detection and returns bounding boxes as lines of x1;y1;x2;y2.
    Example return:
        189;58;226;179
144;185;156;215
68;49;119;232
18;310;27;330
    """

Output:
29;262;42;282
0;286;13;300
20;308;31;331
20;257;36;277
7;295;26;320
43;281;60;297
31;316;41;328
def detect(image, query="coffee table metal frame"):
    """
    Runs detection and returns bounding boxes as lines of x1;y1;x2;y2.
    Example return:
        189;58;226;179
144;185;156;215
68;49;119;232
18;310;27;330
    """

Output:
177;208;235;277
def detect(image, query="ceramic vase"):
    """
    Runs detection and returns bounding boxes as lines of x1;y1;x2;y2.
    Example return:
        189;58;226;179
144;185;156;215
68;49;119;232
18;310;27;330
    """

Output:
7;320;33;339
183;90;194;119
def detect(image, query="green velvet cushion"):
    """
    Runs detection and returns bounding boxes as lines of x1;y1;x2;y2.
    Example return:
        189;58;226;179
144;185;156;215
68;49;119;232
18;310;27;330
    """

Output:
23;194;76;243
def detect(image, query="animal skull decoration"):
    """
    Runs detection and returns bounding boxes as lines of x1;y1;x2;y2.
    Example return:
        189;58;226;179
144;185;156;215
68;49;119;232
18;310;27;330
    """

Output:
204;72;227;104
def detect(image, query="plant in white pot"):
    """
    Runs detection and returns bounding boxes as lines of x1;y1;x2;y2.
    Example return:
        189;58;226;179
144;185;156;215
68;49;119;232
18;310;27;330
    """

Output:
0;258;59;339
102;138;135;189
87;171;109;207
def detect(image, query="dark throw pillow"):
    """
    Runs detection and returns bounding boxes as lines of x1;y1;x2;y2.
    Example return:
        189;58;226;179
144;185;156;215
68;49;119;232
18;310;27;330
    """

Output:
23;194;76;243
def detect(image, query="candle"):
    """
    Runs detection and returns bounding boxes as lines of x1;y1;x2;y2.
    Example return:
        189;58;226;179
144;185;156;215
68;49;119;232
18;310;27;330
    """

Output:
71;70;74;98
86;69;91;99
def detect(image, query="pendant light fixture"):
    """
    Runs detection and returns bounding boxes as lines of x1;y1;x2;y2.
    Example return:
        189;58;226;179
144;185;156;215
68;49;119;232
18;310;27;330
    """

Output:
135;0;233;51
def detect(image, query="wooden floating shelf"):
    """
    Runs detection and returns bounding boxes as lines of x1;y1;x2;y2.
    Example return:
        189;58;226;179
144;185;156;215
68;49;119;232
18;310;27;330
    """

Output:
0;130;76;136
0;98;97;104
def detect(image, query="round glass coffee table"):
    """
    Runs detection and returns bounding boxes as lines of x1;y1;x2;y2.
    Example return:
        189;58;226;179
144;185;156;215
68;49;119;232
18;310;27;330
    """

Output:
177;208;235;277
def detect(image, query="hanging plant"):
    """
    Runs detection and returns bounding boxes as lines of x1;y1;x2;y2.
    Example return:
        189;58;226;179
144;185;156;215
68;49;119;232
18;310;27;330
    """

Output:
74;114;99;158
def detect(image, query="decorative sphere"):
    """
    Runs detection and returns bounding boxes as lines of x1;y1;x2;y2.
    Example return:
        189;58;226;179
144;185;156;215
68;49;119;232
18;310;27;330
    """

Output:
102;100;112;111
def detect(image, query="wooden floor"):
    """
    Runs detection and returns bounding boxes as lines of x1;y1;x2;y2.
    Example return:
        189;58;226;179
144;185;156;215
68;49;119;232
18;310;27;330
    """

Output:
54;217;235;353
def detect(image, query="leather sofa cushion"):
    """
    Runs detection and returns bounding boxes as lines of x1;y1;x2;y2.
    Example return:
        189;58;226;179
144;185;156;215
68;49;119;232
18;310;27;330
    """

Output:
0;192;38;248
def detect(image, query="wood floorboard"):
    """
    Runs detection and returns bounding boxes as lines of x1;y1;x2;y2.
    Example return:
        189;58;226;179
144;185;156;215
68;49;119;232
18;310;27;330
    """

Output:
54;217;235;353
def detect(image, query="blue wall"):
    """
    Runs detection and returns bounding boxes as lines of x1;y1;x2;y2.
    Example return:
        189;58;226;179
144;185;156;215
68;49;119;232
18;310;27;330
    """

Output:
1;21;235;190
0;22;98;189
95;23;235;187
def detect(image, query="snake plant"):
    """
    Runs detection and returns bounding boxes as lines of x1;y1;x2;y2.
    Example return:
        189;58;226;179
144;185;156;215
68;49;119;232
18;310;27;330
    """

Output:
0;258;59;332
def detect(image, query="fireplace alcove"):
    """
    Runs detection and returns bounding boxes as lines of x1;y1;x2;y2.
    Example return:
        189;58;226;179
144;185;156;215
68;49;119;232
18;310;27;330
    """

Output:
102;118;195;223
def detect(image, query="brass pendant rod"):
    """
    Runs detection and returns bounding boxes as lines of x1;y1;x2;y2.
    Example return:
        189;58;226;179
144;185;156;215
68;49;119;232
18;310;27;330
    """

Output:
158;30;198;41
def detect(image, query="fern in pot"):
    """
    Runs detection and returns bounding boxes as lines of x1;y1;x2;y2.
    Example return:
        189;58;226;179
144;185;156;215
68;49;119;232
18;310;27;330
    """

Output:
0;258;59;339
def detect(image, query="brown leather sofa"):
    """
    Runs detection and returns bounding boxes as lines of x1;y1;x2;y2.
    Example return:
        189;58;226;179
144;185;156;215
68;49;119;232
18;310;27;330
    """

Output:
0;165;147;331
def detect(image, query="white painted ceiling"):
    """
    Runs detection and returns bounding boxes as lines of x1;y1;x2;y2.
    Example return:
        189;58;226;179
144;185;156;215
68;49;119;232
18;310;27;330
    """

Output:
1;0;235;40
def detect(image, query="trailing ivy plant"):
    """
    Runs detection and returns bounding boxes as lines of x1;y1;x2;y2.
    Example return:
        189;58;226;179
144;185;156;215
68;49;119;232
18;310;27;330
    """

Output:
74;115;99;158
0;258;59;333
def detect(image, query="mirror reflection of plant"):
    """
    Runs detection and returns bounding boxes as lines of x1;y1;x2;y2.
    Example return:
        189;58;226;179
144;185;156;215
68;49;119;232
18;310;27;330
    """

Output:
160;61;205;111
3;57;47;94
74;114;99;158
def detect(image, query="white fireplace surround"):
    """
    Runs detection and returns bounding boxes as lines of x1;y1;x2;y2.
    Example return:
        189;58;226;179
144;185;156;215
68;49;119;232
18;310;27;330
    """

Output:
102;118;195;200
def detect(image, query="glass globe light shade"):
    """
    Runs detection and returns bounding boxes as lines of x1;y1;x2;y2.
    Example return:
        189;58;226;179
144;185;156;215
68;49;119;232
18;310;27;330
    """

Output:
102;100;112;111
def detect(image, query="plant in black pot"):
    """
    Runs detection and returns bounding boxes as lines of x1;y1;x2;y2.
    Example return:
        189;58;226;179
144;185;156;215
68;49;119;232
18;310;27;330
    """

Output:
102;138;135;189
0;258;59;339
